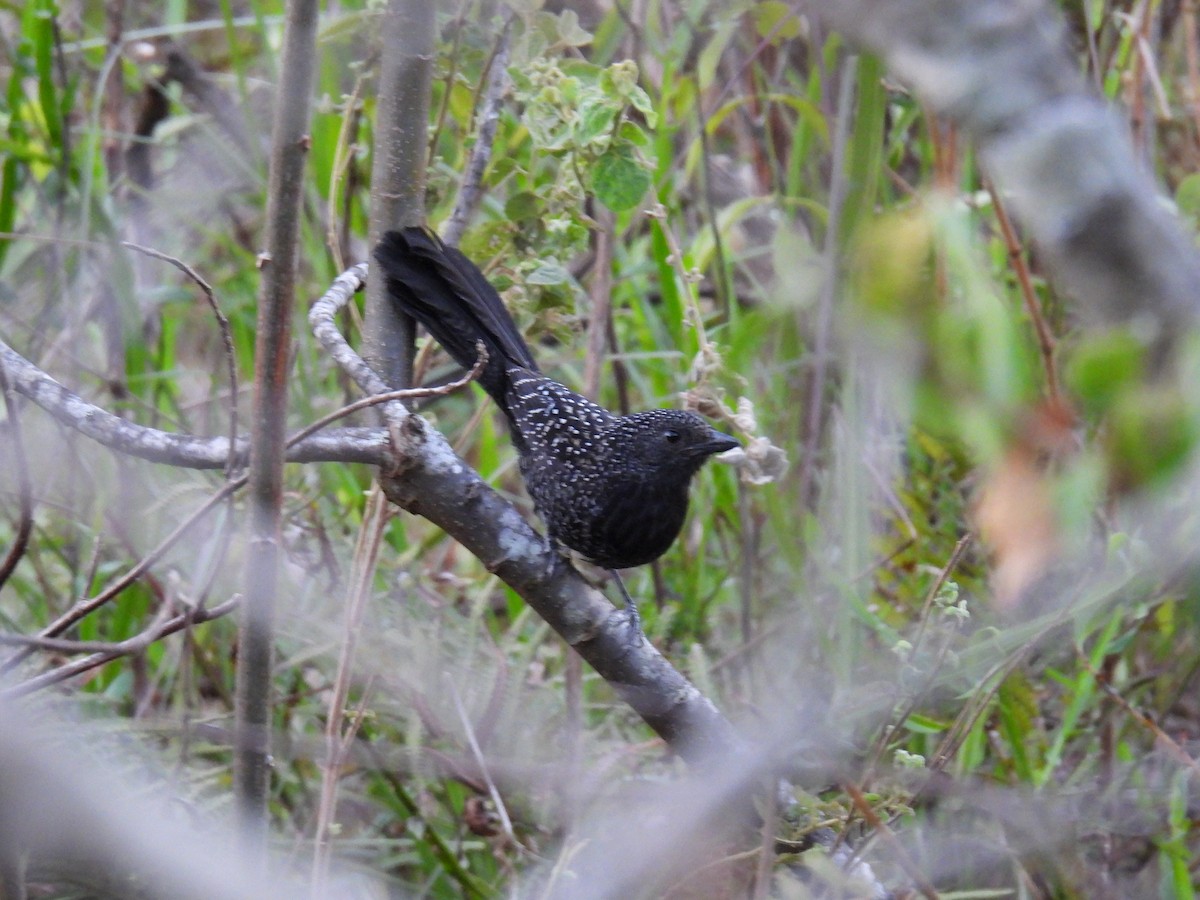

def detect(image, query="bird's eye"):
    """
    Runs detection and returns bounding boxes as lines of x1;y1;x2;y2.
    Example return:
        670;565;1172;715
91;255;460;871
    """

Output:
664;429;681;444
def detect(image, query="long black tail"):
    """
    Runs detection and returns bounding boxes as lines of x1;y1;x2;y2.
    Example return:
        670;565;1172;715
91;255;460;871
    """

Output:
373;227;538;403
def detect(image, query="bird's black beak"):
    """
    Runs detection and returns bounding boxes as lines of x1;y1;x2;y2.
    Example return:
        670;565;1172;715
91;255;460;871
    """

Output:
700;428;740;457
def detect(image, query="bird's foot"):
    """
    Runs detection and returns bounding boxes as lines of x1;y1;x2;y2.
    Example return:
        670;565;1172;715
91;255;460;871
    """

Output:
610;570;645;648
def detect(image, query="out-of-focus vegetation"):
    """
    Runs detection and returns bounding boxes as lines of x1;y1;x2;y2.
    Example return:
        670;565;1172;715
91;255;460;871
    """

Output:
1;1;1199;896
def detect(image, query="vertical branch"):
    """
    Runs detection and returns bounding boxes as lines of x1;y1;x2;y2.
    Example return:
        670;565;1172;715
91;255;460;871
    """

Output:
363;0;435;390
1126;0;1153;160
1184;0;1200;140
568;206;617;825
235;0;319;850
582;208;615;400
100;1;127;193
797;56;856;510
443;23;511;248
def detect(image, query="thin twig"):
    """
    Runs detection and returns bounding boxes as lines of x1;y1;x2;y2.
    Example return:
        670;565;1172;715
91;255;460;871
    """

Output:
985;181;1059;400
908;532;974;657
851;534;974;812
798;55;856;509
582;207;614;401
287;342;488;451
658;846;762;897
325;70;371;273
448;677;516;845
842;780;939;900
737;480;754;645
313;484;390;893
2;595;240;697
1183;0;1200;140
1122;2;1152;159
425;0;468;174
694;98;733;320
1083;656;1200;778
312;675;379;891
646;204;711;351
751;777;778;899
121;241;240;476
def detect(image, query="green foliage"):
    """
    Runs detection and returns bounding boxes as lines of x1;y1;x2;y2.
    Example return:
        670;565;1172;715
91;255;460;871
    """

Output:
504;49;657;226
2;1;1199;896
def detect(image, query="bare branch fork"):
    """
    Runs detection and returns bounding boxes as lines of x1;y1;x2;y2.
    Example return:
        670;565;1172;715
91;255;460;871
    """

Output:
0;266;486;694
0;596;242;699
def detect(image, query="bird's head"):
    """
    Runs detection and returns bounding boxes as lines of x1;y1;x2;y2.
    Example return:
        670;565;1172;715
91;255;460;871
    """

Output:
611;409;739;480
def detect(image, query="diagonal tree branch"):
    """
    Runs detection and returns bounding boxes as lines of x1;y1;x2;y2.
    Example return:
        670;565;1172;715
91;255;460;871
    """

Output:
315;265;741;764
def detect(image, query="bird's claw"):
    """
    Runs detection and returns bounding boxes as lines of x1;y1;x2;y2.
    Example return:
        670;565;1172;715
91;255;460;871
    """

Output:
609;570;645;648
623;600;644;648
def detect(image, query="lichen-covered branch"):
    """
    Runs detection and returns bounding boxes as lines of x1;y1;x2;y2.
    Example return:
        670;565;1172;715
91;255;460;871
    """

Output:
0;339;391;468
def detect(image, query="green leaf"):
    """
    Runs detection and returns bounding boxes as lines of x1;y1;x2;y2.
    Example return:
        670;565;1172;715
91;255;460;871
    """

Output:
506;65;534;94
576;98;617;145
561;59;602;84
627;84;657;126
753;1;802;42
1175;172;1200;229
556;9;593;47
591;142;651;212
504;191;540;222
1065;329;1146;415
618;120;651;147
903;713;949;734
526;261;571;285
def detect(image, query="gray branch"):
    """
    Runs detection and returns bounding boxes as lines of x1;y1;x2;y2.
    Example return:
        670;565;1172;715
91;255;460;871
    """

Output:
362;0;435;389
442;23;511;248
237;0;320;840
314;265;742;763
0;339;391;468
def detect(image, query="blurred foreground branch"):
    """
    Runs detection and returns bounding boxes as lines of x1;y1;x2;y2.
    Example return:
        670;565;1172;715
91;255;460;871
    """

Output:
0;702;320;900
817;0;1200;358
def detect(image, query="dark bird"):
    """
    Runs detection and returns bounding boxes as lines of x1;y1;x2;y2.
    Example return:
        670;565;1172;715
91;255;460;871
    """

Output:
374;226;738;631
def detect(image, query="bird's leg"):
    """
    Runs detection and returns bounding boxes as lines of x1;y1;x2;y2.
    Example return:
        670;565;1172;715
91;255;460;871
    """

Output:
552;538;645;645
609;569;644;644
